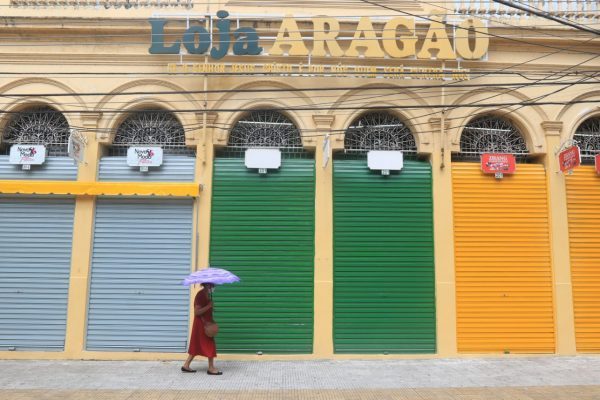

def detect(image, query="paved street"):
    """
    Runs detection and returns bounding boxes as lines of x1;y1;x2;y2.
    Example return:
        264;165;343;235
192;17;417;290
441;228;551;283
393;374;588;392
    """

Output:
0;356;599;399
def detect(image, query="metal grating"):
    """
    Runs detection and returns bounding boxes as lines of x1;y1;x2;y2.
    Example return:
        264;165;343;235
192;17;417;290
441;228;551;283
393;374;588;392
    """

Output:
1;106;70;157
458;116;528;161
574;117;600;164
344;112;416;153
110;110;193;156
228;111;303;149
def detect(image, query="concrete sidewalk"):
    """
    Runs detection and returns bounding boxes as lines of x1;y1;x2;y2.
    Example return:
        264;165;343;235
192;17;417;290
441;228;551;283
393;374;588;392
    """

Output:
1;356;599;399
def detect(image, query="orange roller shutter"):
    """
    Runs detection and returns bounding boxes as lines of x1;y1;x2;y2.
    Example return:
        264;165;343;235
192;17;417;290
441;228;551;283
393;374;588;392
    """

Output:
453;163;555;353
566;166;600;352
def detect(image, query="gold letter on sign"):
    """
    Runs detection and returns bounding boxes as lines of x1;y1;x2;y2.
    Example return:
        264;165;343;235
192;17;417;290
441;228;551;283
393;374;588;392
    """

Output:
312;18;344;57
270;16;309;56
417;20;455;60
345;17;385;58
455;18;489;60
382;17;417;58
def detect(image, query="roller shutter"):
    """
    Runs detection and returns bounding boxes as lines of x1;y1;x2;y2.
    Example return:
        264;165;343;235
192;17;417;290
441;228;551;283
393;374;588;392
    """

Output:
333;158;436;354
210;156;315;354
86;198;193;352
0;197;75;351
98;155;195;182
566;166;600;352
453;163;555;353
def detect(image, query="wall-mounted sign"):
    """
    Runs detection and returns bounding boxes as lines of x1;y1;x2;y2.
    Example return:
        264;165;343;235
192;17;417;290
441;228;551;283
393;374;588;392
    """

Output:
150;11;489;61
245;148;281;174
595;154;600;175
127;147;163;171
481;153;516;176
68;133;86;164
367;150;403;175
559;145;580;174
9;145;46;168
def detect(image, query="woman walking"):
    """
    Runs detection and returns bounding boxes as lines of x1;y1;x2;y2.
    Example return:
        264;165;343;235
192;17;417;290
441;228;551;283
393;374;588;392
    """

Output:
181;283;222;375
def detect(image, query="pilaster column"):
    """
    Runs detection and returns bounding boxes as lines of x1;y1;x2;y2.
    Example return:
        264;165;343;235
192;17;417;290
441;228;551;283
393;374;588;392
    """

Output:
64;112;102;356
195;112;218;271
312;114;335;357
430;117;458;356
542;121;576;354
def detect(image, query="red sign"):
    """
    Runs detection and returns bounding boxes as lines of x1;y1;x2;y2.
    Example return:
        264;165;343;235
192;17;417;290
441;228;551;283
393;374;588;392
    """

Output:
596;154;600;175
481;153;516;174
559;146;581;173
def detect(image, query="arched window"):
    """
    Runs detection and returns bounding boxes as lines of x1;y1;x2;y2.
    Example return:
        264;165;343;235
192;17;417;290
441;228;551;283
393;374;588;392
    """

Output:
345;112;416;152
2;106;70;156
112;109;189;155
459;116;528;160
574;117;600;163
228;111;302;149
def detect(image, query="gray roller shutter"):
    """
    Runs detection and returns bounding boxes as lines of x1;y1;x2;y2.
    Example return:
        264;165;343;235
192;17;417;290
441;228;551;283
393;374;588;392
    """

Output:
0;197;75;351
0;156;78;181
86;198;193;352
98;155;195;182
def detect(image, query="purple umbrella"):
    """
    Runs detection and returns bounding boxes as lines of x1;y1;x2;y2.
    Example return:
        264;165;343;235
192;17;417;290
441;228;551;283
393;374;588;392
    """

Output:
182;267;240;286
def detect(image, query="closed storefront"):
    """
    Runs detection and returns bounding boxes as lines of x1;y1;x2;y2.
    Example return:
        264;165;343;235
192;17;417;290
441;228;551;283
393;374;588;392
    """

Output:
453;117;555;353
85;110;196;352
0;197;75;351
0;107;77;351
210;111;315;354
86;198;193;352
565;117;600;352
333;113;436;354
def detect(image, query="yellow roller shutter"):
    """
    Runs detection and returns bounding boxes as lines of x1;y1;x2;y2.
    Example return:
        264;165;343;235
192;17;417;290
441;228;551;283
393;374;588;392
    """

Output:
453;163;555;353
566;166;600;352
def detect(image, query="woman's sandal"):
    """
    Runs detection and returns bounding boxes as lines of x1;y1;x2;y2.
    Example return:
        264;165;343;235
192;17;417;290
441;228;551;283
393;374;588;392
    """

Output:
207;370;223;375
181;366;197;373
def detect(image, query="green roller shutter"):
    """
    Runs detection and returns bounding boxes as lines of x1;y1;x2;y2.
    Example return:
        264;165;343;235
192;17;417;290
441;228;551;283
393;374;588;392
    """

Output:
210;155;315;354
333;158;436;353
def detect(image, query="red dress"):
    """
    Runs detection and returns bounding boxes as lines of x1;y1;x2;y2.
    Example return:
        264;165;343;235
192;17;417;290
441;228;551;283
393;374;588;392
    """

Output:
187;289;217;357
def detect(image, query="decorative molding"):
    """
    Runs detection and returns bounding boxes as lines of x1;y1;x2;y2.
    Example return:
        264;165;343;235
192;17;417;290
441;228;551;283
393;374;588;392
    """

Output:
312;115;335;128
541;121;563;136
10;0;193;9
428;117;451;130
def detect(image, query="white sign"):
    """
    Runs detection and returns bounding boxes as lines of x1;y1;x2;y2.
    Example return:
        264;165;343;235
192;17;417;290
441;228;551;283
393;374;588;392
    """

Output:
322;134;331;168
127;147;163;167
68;134;86;163
245;148;281;170
9;145;46;165
367;150;404;173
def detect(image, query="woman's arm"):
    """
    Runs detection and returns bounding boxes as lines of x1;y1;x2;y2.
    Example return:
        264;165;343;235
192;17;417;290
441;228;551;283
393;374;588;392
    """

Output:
194;301;213;317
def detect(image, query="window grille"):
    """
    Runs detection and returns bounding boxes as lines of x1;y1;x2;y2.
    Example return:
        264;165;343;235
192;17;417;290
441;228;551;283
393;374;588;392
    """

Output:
344;112;416;153
228;111;303;150
111;110;192;156
2;106;70;156
457;116;528;161
574;117;600;164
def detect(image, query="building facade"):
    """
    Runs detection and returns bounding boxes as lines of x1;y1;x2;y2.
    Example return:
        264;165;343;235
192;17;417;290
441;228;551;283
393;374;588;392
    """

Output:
0;0;599;359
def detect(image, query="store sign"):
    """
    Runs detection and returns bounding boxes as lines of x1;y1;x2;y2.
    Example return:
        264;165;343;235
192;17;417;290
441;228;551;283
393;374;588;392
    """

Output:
149;11;489;61
368;150;403;175
558;146;581;173
595;154;600;175
127;147;163;167
9;145;46;165
481;153;516;174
